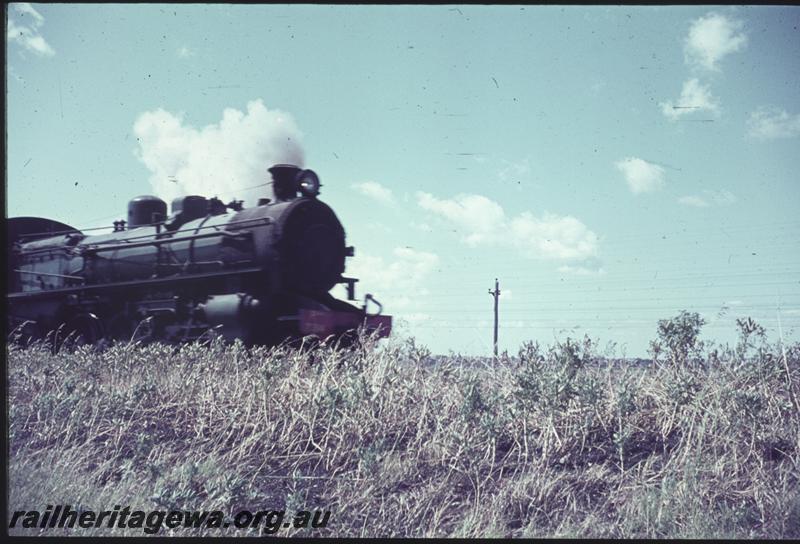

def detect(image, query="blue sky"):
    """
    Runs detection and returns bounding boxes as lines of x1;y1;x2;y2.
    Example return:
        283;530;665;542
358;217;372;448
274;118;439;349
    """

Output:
7;4;800;356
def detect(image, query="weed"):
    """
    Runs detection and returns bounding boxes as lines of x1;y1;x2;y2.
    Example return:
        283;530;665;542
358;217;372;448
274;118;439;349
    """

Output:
7;315;800;537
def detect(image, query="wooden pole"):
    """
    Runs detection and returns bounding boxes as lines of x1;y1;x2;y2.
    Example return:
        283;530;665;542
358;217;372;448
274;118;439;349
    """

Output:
489;278;500;357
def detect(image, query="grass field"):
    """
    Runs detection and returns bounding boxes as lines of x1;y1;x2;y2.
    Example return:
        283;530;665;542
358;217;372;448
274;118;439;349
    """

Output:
7;314;800;537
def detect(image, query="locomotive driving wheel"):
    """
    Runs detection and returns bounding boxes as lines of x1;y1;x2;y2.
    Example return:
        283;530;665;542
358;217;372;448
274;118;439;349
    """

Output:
107;313;135;343
65;313;105;347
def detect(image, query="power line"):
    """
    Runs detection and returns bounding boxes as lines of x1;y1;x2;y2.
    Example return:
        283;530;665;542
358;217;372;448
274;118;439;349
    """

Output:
371;280;800;303
417;289;800;304
417;270;800;294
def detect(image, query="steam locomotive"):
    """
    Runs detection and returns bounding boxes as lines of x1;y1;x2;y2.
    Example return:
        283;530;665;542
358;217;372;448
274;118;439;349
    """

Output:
7;164;391;346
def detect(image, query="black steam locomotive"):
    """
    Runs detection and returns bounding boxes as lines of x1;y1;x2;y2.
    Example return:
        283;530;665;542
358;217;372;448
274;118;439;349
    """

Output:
7;164;391;346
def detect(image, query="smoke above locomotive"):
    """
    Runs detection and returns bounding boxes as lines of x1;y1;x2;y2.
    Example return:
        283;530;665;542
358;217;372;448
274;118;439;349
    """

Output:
133;100;307;209
7;165;392;346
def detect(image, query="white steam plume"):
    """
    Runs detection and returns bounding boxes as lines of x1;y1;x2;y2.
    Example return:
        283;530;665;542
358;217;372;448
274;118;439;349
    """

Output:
133;99;305;207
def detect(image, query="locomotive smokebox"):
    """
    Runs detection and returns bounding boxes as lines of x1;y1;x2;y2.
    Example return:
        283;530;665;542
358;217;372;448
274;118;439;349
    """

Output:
269;164;302;201
128;195;167;228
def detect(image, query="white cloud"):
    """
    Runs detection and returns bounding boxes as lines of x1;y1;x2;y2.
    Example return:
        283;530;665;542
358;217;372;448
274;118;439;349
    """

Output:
331;247;439;325
558;265;605;276
342;247;439;305
558;257;605;275
177;45;194;58
417;192;505;246
708;189;737;205
14;2;45;25
659;13;745;121
133;99;305;206
417;192;598;261
678;195;709;208
747;107;800;140
410;222;433;233
615;157;665;194
510;213;599;260
684;12;747;71
351;181;394;204
660;78;720;121
7;3;55;57
497;158;531;182
679;189;737;208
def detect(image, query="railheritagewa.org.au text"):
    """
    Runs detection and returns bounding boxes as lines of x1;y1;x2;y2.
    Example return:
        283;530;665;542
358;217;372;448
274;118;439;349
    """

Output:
9;505;331;534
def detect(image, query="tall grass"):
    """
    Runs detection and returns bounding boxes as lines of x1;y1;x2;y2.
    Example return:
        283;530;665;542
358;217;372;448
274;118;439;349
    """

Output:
7;316;800;537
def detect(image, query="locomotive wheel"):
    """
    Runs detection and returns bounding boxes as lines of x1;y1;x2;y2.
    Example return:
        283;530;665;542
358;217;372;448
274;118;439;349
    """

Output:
107;314;135;343
64;313;105;347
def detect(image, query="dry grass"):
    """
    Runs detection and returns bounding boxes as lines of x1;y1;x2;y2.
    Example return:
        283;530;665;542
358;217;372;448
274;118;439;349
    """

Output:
7;322;800;537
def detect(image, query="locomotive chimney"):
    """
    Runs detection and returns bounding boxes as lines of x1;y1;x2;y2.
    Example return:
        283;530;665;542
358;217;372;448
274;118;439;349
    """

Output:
268;164;302;202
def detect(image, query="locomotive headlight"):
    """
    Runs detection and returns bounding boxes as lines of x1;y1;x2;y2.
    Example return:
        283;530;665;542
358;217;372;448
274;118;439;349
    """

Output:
297;169;321;198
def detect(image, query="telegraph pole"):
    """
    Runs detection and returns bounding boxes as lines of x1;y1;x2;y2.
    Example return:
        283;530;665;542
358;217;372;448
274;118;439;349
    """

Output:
488;278;500;357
